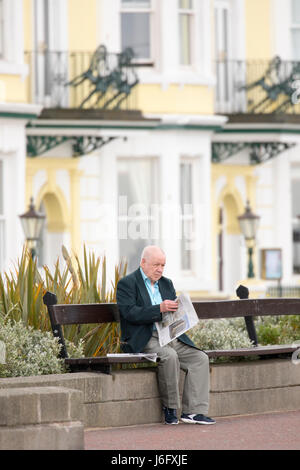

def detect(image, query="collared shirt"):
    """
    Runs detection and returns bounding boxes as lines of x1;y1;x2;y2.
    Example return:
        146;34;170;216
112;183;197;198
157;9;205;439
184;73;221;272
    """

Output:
140;267;162;306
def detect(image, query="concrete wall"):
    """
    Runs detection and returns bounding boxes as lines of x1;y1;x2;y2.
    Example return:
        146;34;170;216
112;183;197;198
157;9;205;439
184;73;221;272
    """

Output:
209;359;300;416
0;359;300;449
0;386;84;450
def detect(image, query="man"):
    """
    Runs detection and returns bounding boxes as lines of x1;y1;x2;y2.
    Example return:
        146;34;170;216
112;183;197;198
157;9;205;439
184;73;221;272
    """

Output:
116;245;215;426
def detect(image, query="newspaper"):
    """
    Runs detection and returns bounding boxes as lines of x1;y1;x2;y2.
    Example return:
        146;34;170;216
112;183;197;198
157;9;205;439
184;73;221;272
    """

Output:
106;353;158;363
155;292;199;347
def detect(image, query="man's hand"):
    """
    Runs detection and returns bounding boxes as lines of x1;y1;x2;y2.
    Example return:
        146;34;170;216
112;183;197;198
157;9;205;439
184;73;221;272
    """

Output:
160;299;178;313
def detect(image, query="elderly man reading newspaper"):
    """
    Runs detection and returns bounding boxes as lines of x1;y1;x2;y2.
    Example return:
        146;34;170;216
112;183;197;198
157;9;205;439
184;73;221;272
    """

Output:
116;245;215;426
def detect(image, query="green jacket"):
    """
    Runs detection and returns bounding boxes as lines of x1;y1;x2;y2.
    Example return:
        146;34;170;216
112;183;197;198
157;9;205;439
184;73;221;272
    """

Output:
116;268;196;353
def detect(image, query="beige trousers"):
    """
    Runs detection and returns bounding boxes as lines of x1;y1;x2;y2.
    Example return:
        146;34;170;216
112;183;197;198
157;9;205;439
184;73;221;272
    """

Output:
143;333;210;415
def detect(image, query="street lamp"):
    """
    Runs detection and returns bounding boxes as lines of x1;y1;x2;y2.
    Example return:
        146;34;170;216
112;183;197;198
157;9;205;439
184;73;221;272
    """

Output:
19;197;45;259
238;200;260;278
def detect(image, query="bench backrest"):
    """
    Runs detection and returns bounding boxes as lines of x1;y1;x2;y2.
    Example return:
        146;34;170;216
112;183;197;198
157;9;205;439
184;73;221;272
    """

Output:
48;303;120;325
44;294;300;326
43;292;119;358
193;298;300;319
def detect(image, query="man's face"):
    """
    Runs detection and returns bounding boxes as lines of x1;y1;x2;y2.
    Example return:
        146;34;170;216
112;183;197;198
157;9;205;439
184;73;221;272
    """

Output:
141;252;166;284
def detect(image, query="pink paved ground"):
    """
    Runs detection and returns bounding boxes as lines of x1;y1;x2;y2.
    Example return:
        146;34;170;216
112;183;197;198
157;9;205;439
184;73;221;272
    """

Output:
84;410;300;450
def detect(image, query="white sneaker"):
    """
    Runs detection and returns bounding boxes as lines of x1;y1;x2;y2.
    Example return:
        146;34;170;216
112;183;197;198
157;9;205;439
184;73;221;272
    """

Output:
181;413;216;425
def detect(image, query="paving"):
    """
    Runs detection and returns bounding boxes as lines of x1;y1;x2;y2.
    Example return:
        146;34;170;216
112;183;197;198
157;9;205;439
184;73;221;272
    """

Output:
84;410;300;451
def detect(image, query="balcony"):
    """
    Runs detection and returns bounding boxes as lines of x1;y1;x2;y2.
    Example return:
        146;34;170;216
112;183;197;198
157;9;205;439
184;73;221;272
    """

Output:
24;46;139;112
24;50;300;125
215;57;300;116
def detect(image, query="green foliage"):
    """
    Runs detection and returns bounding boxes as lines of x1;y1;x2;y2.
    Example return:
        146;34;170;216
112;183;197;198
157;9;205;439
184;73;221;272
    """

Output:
278;315;300;343
256;317;281;345
256;315;300;345
189;313;300;362
0;320;65;377
0;318;84;377
189;317;255;362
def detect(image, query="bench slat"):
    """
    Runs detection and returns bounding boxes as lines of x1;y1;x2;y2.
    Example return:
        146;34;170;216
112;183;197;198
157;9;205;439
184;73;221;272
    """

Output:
193;298;300;319
64;344;298;363
50;298;300;325
64;355;156;373
65;356;154;365
205;344;298;358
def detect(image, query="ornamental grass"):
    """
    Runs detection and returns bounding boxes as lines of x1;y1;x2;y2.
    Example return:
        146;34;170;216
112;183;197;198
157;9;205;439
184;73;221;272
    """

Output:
0;245;127;359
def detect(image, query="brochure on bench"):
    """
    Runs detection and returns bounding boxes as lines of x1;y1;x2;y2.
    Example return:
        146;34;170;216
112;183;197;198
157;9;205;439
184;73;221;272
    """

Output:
106;353;158;363
155;292;199;347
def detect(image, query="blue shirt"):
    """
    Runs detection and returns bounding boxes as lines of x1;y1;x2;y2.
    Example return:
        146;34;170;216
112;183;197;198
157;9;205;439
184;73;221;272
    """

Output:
140;267;162;306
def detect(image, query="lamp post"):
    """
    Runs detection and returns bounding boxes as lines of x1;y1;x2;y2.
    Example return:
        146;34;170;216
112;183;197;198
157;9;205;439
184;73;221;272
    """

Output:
19;197;45;259
238;200;260;278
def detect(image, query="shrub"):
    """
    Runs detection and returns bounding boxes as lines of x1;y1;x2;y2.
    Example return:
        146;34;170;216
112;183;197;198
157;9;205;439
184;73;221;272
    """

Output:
278;315;300;343
256;317;281;345
256;315;300;345
189;318;254;361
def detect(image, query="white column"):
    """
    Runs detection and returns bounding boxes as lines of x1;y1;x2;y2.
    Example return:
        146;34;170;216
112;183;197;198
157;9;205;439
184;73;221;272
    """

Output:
98;0;121;51
272;151;292;281
98;142;119;281
159;0;178;77
2;122;26;270
156;131;181;280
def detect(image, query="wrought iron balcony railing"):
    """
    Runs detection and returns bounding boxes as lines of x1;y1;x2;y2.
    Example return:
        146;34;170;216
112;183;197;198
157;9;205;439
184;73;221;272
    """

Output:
24;50;300;117
24;45;139;111
215;57;300;115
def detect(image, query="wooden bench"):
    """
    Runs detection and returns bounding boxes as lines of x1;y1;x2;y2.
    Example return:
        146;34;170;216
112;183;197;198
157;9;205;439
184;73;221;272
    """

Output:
43;285;300;374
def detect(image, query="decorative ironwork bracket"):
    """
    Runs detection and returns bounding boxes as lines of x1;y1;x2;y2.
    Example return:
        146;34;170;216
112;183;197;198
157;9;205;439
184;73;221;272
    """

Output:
212;141;295;164
27;136;70;157
72;136;117;157
212;142;248;163
249;142;296;164
27;134;118;158
239;55;300;113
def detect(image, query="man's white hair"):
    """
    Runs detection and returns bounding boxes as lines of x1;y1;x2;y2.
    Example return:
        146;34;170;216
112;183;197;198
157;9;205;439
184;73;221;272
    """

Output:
140;245;165;262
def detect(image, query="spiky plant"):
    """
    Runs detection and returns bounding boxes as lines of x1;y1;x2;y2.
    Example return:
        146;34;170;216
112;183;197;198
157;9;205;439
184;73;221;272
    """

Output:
0;245;127;358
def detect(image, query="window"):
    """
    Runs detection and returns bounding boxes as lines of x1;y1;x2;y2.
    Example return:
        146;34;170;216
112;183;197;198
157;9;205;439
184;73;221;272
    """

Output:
215;1;230;102
0;160;5;271
178;0;194;65
180;160;194;271
121;0;153;62
118;158;159;272
291;0;300;60
33;0;68;106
